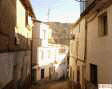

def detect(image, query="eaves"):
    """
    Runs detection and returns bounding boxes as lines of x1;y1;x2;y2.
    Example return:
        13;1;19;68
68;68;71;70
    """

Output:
20;0;36;18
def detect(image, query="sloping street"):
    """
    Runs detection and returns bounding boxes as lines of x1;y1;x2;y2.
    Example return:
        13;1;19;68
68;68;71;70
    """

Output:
32;80;81;89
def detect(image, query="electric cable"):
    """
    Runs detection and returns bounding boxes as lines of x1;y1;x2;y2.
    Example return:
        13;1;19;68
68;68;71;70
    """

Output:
74;0;88;2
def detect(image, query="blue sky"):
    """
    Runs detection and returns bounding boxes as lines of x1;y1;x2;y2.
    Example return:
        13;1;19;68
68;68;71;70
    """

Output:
31;0;80;23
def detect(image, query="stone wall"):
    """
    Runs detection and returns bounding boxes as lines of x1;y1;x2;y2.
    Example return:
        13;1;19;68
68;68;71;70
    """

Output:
0;0;32;88
0;51;31;88
0;0;16;52
0;0;31;52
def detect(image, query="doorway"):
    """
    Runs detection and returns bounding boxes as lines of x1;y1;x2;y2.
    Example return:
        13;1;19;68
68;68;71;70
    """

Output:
32;69;36;81
41;69;44;79
77;66;80;83
90;64;98;84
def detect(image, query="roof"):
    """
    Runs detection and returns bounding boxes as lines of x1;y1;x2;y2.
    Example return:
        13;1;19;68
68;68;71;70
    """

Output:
20;0;36;18
80;0;97;17
73;0;112;27
81;0;112;17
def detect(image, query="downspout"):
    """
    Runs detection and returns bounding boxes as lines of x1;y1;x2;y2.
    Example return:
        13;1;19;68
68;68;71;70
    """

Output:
84;16;87;65
31;19;36;84
84;15;88;88
31;27;33;85
76;22;80;64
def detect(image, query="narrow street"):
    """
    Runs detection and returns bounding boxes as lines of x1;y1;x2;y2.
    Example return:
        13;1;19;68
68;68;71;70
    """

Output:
32;80;81;89
1;0;112;89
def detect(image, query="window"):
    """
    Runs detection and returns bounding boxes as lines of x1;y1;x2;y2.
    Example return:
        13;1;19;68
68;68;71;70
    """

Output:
98;12;108;36
25;11;28;26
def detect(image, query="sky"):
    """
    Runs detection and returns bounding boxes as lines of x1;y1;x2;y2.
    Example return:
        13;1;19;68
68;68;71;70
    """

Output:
31;0;80;23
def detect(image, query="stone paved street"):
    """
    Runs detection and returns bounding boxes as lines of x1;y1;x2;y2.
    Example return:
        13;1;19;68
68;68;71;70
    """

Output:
32;80;81;89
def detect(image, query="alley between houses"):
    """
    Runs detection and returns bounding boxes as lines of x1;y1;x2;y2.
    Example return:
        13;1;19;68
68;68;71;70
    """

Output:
1;0;112;89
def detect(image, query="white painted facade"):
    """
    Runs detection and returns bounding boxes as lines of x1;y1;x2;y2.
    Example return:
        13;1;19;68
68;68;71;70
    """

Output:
35;23;69;80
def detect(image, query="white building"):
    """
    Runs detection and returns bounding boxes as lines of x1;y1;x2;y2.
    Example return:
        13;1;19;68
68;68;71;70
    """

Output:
33;23;69;80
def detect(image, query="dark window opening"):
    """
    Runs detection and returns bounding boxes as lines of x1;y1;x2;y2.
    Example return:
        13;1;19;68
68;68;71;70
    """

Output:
98;12;108;36
103;15;108;35
25;11;28;26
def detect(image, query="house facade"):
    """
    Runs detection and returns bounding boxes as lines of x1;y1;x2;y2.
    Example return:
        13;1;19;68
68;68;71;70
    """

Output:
32;22;69;81
0;0;35;88
69;17;86;89
86;0;112;85
69;0;112;88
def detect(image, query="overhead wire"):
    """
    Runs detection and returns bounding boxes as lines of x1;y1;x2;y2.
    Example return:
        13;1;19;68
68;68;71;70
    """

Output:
35;0;81;22
74;0;88;2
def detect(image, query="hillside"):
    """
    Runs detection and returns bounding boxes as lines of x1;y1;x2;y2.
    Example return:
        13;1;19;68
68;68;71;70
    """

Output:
46;22;72;46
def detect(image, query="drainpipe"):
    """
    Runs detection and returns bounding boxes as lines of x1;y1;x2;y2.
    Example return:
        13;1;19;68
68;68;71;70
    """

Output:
31;27;33;85
77;23;80;64
84;15;88;88
84;16;87;64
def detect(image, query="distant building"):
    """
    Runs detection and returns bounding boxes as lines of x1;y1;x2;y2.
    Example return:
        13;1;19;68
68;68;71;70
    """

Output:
32;22;69;81
69;17;86;89
0;0;35;88
38;44;68;80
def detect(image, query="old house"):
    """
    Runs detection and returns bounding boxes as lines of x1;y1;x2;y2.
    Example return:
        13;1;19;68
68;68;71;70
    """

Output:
85;0;112;85
32;22;54;80
69;0;112;88
32;22;69;81
69;17;86;89
0;0;35;88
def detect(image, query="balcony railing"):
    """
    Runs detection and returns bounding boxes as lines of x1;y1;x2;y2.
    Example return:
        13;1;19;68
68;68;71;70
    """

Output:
80;0;95;14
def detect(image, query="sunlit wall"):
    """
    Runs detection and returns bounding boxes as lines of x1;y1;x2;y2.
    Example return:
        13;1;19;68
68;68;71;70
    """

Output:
38;23;69;67
16;0;33;38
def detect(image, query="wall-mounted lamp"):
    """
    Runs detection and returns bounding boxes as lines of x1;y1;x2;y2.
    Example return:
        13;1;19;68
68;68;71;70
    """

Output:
70;34;75;40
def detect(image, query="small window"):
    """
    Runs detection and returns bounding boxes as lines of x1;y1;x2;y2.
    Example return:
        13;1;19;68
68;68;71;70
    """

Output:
98;12;108;36
25;11;28;26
